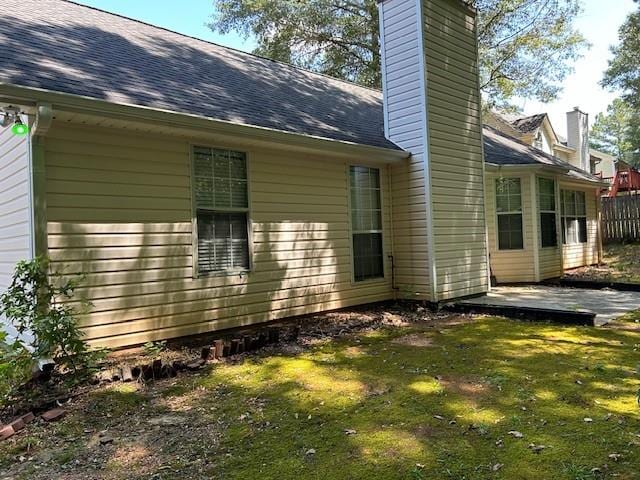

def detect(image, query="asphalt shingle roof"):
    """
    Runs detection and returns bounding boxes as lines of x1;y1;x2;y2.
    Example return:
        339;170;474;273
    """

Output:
509;114;547;134
0;0;398;150
483;126;603;183
0;0;602;185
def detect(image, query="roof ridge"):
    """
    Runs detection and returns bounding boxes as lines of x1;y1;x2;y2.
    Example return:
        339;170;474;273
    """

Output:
58;0;383;95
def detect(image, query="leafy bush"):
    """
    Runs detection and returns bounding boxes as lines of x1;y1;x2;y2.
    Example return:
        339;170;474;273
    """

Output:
0;256;91;370
0;331;32;406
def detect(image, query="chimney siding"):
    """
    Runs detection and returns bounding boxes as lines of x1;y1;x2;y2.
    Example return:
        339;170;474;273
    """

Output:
379;0;489;301
567;108;590;172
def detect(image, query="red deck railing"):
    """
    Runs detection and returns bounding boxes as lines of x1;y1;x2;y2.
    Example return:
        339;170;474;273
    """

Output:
607;165;640;197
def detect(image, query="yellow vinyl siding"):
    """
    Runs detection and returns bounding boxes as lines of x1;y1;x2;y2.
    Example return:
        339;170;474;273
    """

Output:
423;0;488;299
45;123;393;348
389;158;431;298
561;185;599;269
539;246;562;280
485;174;536;283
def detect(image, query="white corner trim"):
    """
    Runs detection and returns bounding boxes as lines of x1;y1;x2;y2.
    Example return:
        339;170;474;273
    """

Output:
415;0;438;302
378;2;390;139
25;120;35;260
530;172;540;282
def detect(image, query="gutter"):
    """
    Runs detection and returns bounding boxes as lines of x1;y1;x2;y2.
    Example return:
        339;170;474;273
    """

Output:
485;163;610;188
0;83;410;163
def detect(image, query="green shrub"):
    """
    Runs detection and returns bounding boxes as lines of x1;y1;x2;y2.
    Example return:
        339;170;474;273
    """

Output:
0;256;90;370
0;331;32;406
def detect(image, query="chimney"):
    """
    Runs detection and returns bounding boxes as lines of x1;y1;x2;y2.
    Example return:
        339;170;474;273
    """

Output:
378;0;489;301
566;107;589;171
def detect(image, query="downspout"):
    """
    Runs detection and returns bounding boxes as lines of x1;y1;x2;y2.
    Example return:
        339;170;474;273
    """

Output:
29;103;53;258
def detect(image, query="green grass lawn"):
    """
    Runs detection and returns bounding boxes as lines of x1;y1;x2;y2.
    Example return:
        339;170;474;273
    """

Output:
2;316;640;480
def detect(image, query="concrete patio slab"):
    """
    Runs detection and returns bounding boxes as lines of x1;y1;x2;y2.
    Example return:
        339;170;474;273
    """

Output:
455;285;640;326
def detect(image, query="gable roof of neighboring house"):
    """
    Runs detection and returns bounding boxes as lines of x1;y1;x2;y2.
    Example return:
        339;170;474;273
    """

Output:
509;114;548;134
483;126;603;183
0;0;398;150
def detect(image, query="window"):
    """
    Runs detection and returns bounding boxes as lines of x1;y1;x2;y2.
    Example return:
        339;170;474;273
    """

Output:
496;178;523;250
193;146;250;274
534;131;543;150
350;166;384;282
561;190;587;245
538;177;557;248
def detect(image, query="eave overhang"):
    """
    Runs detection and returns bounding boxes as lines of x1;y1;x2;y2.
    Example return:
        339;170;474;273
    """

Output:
0;83;410;164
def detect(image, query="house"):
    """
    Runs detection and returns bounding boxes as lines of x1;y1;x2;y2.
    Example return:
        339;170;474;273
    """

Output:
0;0;605;349
482;127;606;282
485;109;608;280
487;109;638;198
485;111;575;166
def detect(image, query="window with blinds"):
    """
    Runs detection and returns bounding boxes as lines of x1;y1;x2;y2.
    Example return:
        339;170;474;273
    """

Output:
350;166;384;282
193;146;250;274
561;190;587;245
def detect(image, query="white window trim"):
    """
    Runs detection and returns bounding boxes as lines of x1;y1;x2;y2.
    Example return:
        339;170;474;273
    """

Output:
537;176;559;249
347;164;386;285
561;189;587;246
495;177;524;251
190;145;254;279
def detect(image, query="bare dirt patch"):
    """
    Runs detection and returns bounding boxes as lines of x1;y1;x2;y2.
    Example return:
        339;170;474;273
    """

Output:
438;375;489;399
392;333;435;347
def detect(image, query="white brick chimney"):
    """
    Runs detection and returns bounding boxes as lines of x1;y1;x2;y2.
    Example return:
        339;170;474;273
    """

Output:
566;107;589;172
378;0;489;301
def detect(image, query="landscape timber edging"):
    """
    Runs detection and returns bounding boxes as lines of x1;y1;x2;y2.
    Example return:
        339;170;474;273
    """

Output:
444;302;596;326
542;278;640;292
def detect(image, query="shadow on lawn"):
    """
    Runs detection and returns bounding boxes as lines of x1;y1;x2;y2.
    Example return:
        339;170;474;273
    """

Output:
3;318;640;480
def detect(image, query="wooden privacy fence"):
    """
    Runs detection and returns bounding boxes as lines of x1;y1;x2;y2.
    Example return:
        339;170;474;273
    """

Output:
601;195;640;243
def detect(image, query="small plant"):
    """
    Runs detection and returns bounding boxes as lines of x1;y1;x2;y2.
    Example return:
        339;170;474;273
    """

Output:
0;331;33;405
562;462;603;480
143;340;167;358
0;256;91;370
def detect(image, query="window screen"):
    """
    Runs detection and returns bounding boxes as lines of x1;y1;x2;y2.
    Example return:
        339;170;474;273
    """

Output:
496;178;523;250
350;166;383;282
538;177;557;248
193;147;250;274
561;190;587;245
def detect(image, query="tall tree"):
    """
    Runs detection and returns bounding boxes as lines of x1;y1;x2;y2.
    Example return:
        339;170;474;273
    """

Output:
590;98;637;159
210;0;587;108
602;1;640;110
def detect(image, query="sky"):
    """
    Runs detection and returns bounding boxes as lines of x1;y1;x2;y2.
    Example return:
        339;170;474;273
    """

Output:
515;0;637;137
75;0;635;138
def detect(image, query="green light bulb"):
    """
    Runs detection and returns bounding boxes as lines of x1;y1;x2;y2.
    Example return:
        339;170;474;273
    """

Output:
11;123;28;136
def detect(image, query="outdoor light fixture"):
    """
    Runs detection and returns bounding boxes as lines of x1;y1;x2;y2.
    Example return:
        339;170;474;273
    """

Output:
0;107;28;135
0;112;10;128
11;117;28;136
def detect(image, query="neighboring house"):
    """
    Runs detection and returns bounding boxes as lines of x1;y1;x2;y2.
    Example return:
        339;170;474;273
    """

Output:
0;0;605;349
590;149;617;184
486;108;614;175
